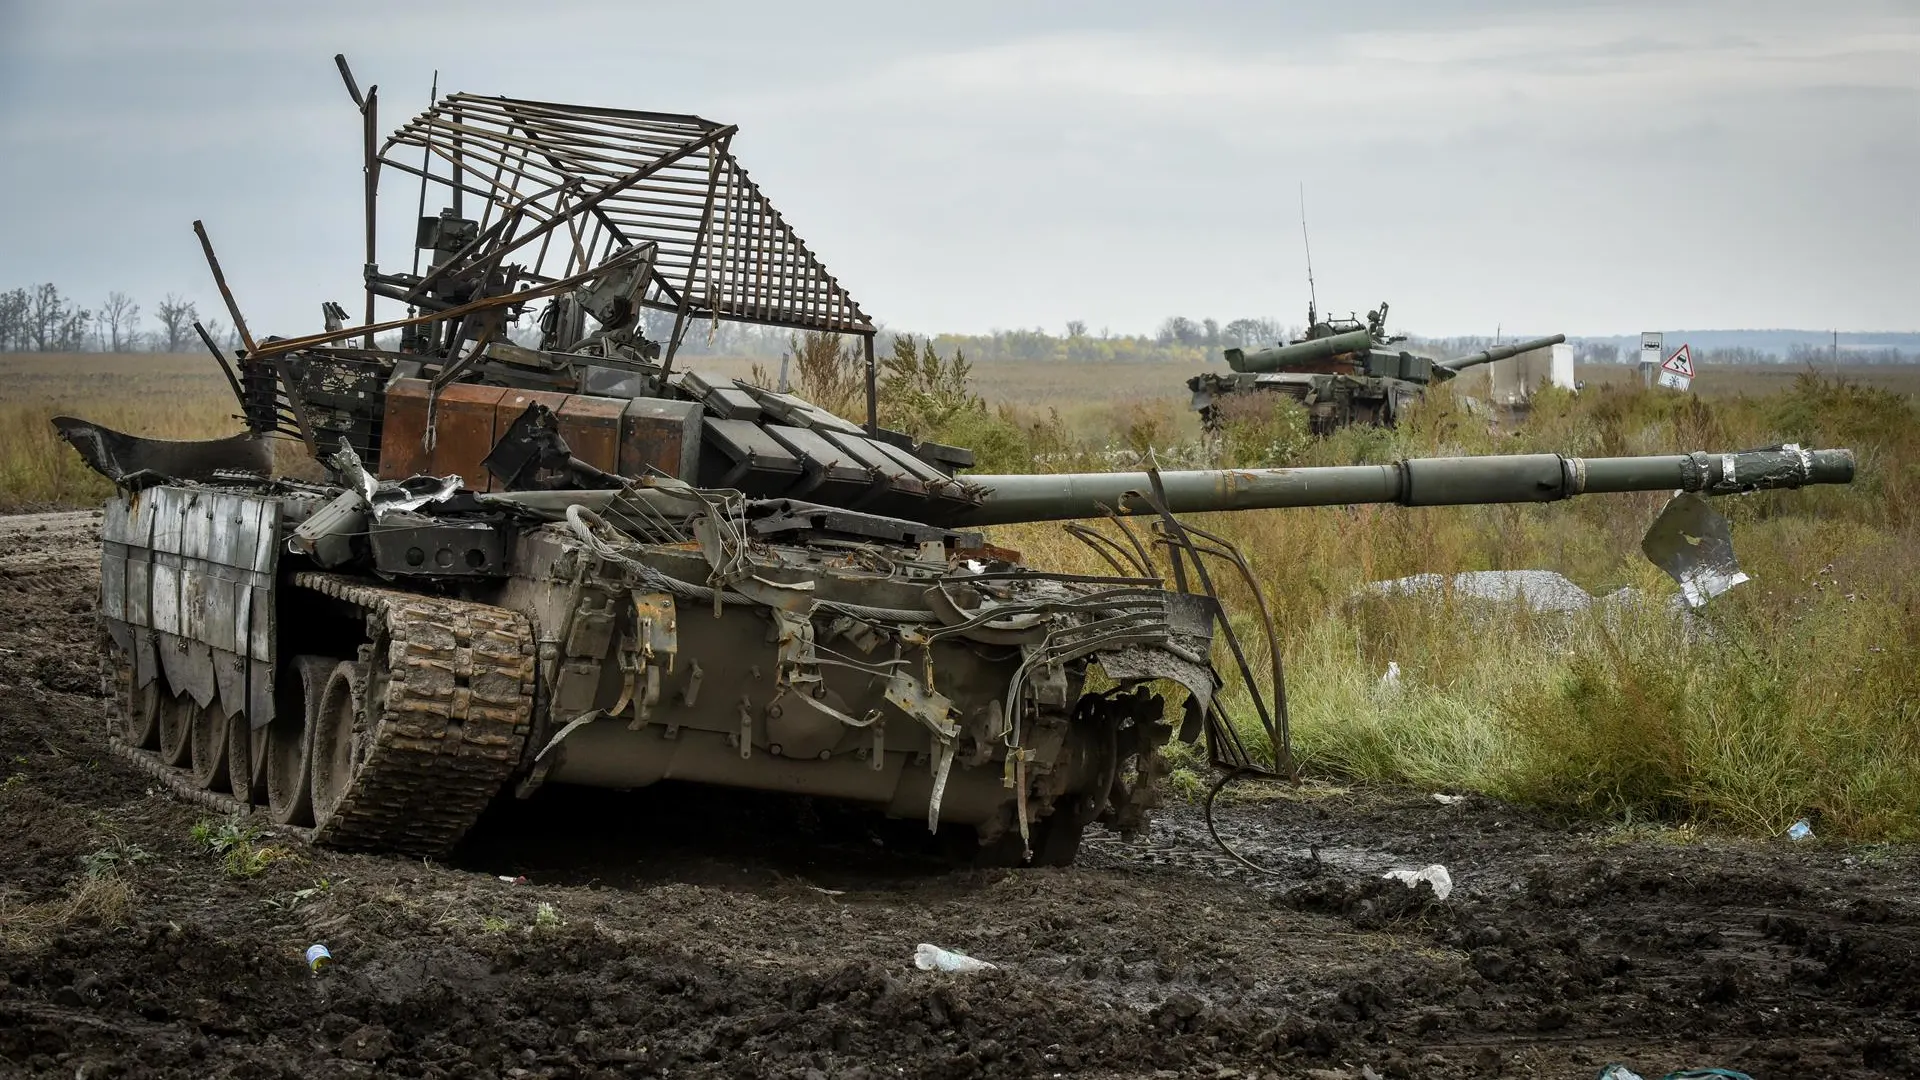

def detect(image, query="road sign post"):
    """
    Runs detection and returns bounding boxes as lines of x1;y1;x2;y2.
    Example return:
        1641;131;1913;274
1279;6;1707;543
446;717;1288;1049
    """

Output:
1639;332;1664;386
1656;343;1694;392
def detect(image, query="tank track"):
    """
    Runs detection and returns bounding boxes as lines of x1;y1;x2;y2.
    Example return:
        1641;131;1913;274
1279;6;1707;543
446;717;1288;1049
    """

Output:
294;573;535;856
102;575;534;858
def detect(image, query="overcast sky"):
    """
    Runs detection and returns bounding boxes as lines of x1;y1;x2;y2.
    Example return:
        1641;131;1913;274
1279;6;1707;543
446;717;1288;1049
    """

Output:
1;0;1914;340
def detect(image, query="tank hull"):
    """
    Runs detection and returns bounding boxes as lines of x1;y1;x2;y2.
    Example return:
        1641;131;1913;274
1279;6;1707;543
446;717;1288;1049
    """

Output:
95;484;1215;866
1189;371;1421;436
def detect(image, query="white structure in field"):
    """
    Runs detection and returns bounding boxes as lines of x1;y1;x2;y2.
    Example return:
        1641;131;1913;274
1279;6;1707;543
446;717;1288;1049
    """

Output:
1462;342;1576;406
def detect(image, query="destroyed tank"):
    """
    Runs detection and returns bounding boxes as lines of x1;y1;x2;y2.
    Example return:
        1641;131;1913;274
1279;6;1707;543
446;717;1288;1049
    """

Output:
1189;301;1566;435
54;61;1858;867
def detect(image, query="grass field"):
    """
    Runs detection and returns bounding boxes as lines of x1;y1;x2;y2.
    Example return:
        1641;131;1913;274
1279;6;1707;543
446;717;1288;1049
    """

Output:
5;350;1917;840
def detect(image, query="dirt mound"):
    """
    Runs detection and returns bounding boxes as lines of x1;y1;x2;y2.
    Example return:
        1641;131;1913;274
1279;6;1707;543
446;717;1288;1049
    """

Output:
3;512;1919;1079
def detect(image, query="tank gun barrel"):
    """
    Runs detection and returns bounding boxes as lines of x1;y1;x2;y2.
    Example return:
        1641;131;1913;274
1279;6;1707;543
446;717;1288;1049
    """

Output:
1437;334;1567;374
1225;328;1374;373
948;446;1853;526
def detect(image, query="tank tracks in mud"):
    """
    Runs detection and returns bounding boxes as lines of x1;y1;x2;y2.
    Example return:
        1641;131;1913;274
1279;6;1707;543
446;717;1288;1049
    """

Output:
107;574;535;858
1077;821;1324;890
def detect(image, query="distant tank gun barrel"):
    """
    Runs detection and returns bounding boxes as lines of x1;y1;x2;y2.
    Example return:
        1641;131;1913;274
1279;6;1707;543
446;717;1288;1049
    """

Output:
1437;334;1567;374
947;446;1853;526
1225;328;1375;373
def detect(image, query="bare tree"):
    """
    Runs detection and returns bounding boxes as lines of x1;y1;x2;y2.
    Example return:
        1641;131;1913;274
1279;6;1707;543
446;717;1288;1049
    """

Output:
55;307;92;352
1156;315;1202;347
154;294;198;353
99;291;140;352
28;284;72;351
1065;319;1087;339
0;288;27;351
1223;317;1282;348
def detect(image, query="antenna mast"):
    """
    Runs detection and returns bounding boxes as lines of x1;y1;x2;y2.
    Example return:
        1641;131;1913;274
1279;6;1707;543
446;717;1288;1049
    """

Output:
1299;183;1318;327
411;70;439;281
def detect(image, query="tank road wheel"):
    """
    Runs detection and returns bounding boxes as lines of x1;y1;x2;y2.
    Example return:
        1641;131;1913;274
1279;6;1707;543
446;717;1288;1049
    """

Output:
226;712;267;805
266;655;335;827
965;794;1101;870
967;693;1133;868
120;665;162;750
156;690;194;767
310;661;369;827
294;572;535;857
187;700;232;792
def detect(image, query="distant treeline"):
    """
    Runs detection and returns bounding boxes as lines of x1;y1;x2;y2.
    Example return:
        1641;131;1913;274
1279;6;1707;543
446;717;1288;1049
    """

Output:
635;313;1303;365
0;283;244;354
1571;331;1920;366
4;281;1914;365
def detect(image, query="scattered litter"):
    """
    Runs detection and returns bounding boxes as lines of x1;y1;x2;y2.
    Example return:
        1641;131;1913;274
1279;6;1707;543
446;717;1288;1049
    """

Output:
807;885;846;897
1787;819;1813;841
1432;793;1464;806
1382;864;1453;901
1589;1060;1758;1068
305;943;332;975
497;875;528;885
914;943;995;973
1379;661;1401;689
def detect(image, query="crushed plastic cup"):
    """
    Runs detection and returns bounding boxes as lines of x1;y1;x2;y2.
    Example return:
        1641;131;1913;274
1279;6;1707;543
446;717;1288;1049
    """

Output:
1382;864;1453;901
914;943;995;973
1787;819;1813;841
305;943;332;974
1596;1067;1645;1080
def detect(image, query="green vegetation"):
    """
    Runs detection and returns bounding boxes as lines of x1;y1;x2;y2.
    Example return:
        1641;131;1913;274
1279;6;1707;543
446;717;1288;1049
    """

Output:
80;837;153;879
191;816;295;878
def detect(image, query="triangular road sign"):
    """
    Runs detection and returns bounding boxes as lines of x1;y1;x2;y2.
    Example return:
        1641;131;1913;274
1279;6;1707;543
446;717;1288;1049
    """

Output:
1662;344;1694;377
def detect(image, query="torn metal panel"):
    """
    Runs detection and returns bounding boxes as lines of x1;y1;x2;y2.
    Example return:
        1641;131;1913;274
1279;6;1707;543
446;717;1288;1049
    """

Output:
1096;645;1220;718
291;488;371;567
1641;492;1750;608
48;416;271;486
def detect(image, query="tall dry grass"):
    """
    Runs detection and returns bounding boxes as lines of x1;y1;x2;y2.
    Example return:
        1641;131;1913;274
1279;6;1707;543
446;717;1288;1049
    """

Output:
992;374;1920;839
0;353;245;510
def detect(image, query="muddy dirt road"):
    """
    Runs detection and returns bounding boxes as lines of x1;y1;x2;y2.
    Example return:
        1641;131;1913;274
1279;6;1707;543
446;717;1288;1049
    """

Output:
2;512;1917;1079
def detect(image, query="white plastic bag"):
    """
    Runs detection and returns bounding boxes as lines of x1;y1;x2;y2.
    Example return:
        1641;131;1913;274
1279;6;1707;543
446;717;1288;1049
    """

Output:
1382;864;1453;901
915;943;995;973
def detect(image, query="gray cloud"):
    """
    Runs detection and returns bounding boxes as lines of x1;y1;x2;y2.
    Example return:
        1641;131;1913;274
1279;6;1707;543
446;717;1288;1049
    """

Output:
1;0;1913;339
